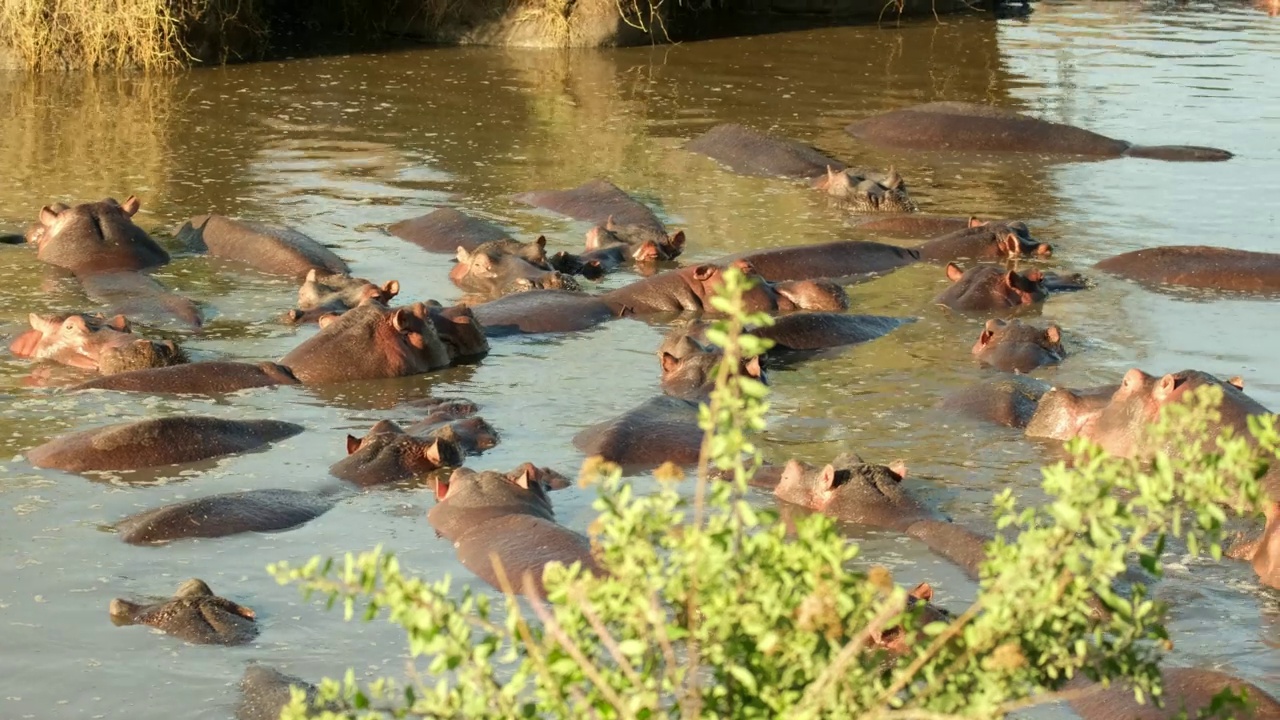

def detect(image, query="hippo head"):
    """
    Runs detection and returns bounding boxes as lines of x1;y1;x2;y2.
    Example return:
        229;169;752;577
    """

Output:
34;196;169;273
658;321;712;363
871;582;955;656
1082;368;1248;458
280;300;453;384
971;318;1064;373
98;338;189;375
772;278;851;312
331;420;464;486
660;348;766;401
1252;503;1280;589
938;263;1048;311
972;218;1053;259
9;312;177;372
774;454;913;524
452;238;559;296
502;271;582;295
430;416;501;453
812;166;916;213
297;269;400;313
425;303;490;363
587;216;687;261
428;463;563;541
109;579;257;646
404;396;482;422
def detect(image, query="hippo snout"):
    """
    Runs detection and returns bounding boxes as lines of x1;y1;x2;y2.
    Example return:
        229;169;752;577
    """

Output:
1035;243;1053;257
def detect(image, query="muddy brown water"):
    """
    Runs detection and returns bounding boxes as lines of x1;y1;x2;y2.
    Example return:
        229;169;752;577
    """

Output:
1;2;1279;716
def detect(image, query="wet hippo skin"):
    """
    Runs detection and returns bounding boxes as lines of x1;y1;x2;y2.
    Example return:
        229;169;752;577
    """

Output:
938;374;1052;428
933;263;1049;312
70;361;300;395
660;312;914;367
236;666;323;720
9;312;180;372
971;318;1065;373
109;579;257;645
845;102;1233;162
428;464;596;598
114;488;337;544
513;178;668;234
77;270;205;331
330;420;464;486
26;416;304;472
685;123;916;213
1065;667;1280;720
29;196;169;275
450;237;579;298
177;213;349;279
387;207;514;254
1095;245;1280;294
601;262;847;316
285;269;400;324
467;289;620;336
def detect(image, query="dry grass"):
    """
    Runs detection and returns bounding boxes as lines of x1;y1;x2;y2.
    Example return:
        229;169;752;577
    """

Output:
0;0;267;70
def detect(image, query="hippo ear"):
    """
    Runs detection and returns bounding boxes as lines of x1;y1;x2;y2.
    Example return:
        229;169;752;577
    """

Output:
534;235;547;250
585;226;603;250
346;435;361;455
660;352;680;375
455;246;471;264
62;315;89;333
1228;376;1245;391
317;313;340;329
1154;373;1187;402
997;232;1021;256
826;165;838;182
908;582;933;602
945;263;964;283
305;269;318;284
693;265;717;282
391;308;413;334
884;167;904;190
667;230;686;253
107;314;131;332
605;214;617;231
818;464;840;491
977;328;995;348
424;439;444;466
28;313;50;332
743;355;764;380
38;205;61;226
887;460;908;481
512;465;534;490
120;196;141;216
383;280;400;298
1044;325;1062;345
968;216;985;229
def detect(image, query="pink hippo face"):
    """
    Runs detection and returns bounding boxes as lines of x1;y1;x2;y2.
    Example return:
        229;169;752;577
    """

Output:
280;301;455;384
9;312;180;372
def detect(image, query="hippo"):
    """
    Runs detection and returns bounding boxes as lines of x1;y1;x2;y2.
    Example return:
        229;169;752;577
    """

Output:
285;270;400;324
1066;667;1280;720
115;488;337;544
513;178;670;237
424;302;491;364
771;455;990;579
845;102;1233;162
1095;246;1280;295
109;579;257;645
70;361;300;395
934;263;1048;312
466;290;620;336
177;214;349;279
659;349;766;401
450;238;580;298
401;396;482;423
661;313;914;367
236;666;323;720
600;262;848;317
853;215;992;239
280;300;485;384
98;339;189;375
9;312;181;372
1077;369;1269;461
428;464;598;598
27;416;303;472
30;196;169;275
549;219;686;280
726;240;921;284
971;318;1064;373
403;416;500;455
331;420;464;486
387;207;513;254
1024;384;1120;441
913;220;1052;263
685;123;916;213
77;270;205;331
938;374;1052;428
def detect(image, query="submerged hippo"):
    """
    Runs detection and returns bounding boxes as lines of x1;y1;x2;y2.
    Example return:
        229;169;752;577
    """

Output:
772;455;990;579
387;207;513;254
1095;246;1280;295
109;579;257;645
71;361;299;395
938;374;1052;428
177;214;349;279
601;262;847;317
236;666;323;720
9;312;183;372
513;178;672;237
727;241;921;284
1067;667;1280;720
115;488;338;544
971;318;1065;373
1023;384;1120;441
97;339;188;375
854;215;992;238
845;102;1233;162
285;270;400;323
27;416;303;472
451;238;579;298
466;289;621;336
30;196;169;275
331;420;464;486
685;123;916;213
661;313;914;367
913;220;1052;263
404;415;500;455
77;270;205;331
934;263;1048;312
280;300;486;384
550;217;686;280
428;463;597;598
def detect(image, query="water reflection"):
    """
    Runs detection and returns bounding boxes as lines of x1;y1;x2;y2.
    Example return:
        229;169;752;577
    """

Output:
0;3;1279;716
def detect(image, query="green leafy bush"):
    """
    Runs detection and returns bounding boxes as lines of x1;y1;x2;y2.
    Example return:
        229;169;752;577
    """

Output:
269;267;1273;720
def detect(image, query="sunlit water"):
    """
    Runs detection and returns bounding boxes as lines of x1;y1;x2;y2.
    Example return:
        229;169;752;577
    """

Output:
0;2;1278;716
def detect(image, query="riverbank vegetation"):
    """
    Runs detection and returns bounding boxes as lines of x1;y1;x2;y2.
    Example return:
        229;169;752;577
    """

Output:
269;267;1274;719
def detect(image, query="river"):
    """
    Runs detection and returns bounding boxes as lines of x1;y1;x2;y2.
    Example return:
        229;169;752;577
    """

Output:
0;1;1277;716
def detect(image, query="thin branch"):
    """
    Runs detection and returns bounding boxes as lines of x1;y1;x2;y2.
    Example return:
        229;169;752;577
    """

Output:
796;594;906;714
571;585;645;687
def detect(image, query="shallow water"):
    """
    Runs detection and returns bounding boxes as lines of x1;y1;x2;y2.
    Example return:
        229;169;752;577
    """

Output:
1;1;1278;716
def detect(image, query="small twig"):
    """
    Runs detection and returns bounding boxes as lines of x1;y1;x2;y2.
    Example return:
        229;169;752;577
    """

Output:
490;554;581;714
571;585;645;687
795;594;906;714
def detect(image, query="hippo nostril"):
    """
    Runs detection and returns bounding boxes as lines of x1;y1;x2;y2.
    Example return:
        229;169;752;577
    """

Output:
1037;244;1053;257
